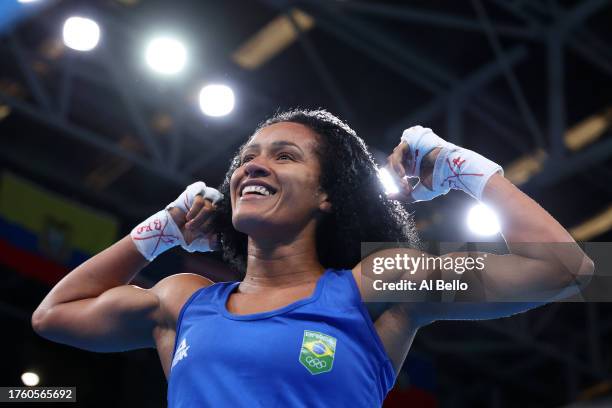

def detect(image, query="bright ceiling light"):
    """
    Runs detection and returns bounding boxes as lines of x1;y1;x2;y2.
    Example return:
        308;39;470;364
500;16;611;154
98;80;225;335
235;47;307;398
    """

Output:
199;84;235;117
467;203;501;236
21;372;40;386
145;37;187;75
62;17;100;51
18;0;42;3
378;167;399;195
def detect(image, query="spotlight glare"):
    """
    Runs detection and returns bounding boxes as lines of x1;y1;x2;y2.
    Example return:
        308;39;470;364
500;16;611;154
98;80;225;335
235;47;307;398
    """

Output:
18;0;41;3
62;17;100;51
21;372;39;387
199;84;235;117
145;37;187;75
378;167;399;195
467;203;501;236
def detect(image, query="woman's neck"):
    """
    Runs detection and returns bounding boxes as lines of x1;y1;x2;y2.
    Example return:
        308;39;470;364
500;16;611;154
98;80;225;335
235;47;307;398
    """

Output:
241;228;325;293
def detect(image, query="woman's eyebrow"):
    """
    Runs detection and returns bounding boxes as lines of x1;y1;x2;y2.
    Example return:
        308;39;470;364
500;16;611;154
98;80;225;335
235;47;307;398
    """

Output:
241;141;305;155
240;144;260;155
269;141;304;155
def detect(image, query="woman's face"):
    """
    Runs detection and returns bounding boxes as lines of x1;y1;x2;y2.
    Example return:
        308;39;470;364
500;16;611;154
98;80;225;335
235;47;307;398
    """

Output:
229;121;330;237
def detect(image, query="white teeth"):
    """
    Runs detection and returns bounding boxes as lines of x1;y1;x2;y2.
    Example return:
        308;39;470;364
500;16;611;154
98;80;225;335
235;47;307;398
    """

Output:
242;185;272;196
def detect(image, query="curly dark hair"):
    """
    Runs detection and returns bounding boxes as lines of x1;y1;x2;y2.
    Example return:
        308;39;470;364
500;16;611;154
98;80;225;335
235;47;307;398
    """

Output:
208;109;419;276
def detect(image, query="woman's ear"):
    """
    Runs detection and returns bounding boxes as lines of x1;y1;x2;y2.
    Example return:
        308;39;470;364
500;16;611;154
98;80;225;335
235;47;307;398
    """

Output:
318;192;333;213
320;201;332;213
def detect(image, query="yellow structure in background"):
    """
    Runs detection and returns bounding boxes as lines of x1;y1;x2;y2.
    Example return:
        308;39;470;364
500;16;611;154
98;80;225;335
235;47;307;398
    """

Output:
233;9;314;70
0;104;10;121
0;172;118;256
565;108;612;151
570;205;612;241
505;149;547;185
501;108;612;239
507;107;611;186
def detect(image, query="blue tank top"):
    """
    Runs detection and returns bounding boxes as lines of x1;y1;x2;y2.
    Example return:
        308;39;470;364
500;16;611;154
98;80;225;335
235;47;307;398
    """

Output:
167;268;396;407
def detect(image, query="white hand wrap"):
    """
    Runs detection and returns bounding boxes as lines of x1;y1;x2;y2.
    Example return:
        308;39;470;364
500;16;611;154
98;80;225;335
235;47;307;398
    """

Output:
131;181;224;260
165;181;223;213
130;209;184;261
431;147;503;200
165;181;223;254
401;126;458;178
401;126;503;201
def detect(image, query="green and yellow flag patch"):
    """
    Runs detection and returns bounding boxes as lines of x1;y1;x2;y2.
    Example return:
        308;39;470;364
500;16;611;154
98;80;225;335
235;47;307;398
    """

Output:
299;330;337;375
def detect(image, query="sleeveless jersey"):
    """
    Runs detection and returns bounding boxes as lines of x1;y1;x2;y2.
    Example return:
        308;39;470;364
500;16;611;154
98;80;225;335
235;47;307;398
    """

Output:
167;268;396;407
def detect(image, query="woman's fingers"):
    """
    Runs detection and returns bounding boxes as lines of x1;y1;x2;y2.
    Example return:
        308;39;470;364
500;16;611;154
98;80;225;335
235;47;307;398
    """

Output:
389;142;408;178
182;227;203;245
185;195;206;222
402;143;415;175
384;161;414;202
386;178;414;202
186;197;214;230
385;142;416;202
387;144;413;185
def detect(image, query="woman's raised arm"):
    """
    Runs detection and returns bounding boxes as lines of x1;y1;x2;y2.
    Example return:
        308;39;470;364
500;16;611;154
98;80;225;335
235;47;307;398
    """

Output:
31;183;220;351
375;127;594;322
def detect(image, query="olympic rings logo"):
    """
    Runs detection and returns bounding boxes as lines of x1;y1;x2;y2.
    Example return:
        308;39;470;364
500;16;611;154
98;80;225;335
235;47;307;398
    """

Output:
305;356;327;369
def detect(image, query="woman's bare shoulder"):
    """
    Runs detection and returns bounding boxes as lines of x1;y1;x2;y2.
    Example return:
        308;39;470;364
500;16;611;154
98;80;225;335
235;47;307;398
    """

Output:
352;247;424;295
150;273;214;326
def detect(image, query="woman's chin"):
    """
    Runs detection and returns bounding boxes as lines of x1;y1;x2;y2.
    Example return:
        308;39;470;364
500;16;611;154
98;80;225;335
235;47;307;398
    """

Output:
232;214;276;235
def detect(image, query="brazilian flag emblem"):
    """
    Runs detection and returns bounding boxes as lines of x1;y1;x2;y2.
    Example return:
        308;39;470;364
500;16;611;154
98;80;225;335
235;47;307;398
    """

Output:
299;330;337;375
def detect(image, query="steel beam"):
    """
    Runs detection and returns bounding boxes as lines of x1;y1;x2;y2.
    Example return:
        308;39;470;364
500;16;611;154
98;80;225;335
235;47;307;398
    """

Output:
0;91;190;187
182;122;255;175
493;0;612;81
384;47;528;142
168;108;187;171
300;0;540;152
547;28;566;157
526;131;612;187
299;2;534;151
568;36;612;79
334;2;538;40
285;10;354;122
557;0;611;32
8;33;53;112
306;0;454;88
100;47;164;164
472;0;545;148
488;0;542;27
57;57;73;118
446;96;463;145
304;9;444;94
465;103;531;154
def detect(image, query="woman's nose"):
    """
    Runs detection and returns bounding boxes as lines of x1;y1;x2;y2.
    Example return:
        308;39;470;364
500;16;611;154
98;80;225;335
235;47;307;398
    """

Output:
244;159;270;177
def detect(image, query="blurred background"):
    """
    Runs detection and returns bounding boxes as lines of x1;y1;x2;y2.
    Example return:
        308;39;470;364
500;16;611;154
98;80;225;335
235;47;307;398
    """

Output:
1;0;611;407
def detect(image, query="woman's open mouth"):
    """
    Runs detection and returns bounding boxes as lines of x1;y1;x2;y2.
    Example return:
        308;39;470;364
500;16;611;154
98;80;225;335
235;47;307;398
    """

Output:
239;184;277;201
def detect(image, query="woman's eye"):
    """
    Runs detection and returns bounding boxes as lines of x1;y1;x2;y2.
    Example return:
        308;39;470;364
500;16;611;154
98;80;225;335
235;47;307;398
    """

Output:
241;155;254;164
278;153;293;160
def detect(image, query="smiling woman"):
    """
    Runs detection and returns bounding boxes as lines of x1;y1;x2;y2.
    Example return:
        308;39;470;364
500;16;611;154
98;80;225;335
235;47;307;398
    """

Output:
209;109;418;274
31;109;592;407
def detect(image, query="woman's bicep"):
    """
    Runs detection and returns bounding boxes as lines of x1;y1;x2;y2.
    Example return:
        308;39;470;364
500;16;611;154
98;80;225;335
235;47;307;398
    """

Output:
416;252;578;322
354;249;575;322
32;285;160;352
